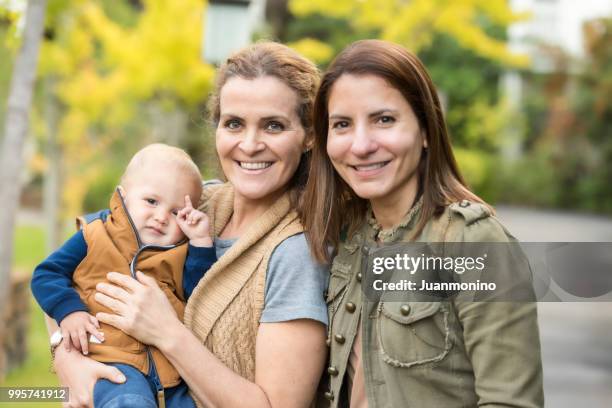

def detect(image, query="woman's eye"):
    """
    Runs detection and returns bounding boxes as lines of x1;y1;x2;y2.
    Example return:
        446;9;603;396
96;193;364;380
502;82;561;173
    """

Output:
145;198;157;205
377;115;395;125
331;120;349;130
224;119;242;130
171;210;179;216
265;121;285;133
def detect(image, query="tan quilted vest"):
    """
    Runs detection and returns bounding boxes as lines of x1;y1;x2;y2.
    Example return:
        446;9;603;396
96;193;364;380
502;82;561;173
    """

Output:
184;183;303;405
75;190;186;387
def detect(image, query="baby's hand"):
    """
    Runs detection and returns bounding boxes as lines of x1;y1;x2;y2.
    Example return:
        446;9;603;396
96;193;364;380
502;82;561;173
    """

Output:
59;311;104;355
176;195;212;247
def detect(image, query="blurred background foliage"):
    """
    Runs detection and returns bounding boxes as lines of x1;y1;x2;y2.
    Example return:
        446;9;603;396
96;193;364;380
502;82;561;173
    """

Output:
2;0;217;225
0;0;610;390
281;0;611;212
0;0;610;227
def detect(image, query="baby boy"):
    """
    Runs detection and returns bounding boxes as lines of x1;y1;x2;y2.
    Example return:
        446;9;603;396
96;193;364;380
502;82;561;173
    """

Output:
31;143;214;407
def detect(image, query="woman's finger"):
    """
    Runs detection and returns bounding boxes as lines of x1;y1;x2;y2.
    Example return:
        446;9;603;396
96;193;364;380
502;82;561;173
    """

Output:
98;364;126;384
135;270;160;288
94;292;127;316
54;345;113;408
96;312;125;331
96;282;131;302
105;272;141;293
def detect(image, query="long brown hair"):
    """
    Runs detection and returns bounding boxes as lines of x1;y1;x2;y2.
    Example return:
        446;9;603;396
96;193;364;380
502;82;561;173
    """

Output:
301;39;489;263
208;42;320;206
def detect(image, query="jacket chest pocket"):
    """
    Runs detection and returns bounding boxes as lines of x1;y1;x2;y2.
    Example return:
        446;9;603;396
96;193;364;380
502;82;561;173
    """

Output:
376;301;451;368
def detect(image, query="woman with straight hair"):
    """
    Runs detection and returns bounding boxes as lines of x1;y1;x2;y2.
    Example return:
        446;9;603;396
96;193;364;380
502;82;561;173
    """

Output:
302;39;543;407
48;42;329;408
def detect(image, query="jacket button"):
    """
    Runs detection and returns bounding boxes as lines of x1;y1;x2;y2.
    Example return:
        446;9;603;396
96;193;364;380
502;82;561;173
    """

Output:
356;272;362;282
400;304;411;316
334;334;346;344
328;366;339;376
324;390;334;401
345;302;356;313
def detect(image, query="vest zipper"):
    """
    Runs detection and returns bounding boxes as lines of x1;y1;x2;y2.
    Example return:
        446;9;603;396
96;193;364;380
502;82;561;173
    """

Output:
116;188;179;407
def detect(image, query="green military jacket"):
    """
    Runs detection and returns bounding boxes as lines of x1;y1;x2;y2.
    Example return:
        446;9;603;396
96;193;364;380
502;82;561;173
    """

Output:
322;200;544;408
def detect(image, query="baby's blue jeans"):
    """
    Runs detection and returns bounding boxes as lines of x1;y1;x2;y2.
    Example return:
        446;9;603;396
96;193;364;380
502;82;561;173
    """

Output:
93;363;195;408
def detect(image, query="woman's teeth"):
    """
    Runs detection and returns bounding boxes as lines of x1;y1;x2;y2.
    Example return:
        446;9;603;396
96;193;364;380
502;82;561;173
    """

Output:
239;161;273;170
353;161;389;171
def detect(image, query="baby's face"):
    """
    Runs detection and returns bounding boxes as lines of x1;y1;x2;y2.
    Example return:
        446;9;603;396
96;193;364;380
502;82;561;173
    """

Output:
121;169;198;246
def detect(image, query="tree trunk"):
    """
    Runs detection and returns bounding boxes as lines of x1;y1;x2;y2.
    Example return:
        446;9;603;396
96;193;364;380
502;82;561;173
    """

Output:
147;103;188;146
0;0;47;317
265;0;290;40
43;77;63;253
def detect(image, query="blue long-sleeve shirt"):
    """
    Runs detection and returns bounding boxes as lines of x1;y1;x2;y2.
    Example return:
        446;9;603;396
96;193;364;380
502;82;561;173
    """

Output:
31;230;216;324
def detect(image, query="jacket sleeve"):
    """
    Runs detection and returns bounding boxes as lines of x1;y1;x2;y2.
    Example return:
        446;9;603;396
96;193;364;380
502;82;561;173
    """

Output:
30;230;89;324
452;215;544;408
182;244;216;299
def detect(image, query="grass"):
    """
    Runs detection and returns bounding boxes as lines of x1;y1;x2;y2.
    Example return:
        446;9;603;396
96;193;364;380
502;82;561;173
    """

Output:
12;225;47;271
1;225;61;408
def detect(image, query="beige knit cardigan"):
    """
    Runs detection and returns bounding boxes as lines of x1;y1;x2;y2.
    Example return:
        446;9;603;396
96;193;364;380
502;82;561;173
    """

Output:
183;183;303;404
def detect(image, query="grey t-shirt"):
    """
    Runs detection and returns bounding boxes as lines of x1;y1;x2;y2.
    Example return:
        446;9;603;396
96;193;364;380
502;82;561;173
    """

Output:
214;233;329;326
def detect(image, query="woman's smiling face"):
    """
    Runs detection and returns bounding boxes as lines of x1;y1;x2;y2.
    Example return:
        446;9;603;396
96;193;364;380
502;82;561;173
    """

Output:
326;74;427;208
216;76;307;205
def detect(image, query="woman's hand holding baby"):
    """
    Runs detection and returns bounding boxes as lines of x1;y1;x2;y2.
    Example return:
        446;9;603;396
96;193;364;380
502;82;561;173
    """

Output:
95;271;181;350
59;311;105;355
175;195;212;247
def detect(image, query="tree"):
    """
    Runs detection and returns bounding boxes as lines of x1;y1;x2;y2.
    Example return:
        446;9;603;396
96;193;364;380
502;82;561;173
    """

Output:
558;18;612;211
286;0;529;67
0;0;47;326
488;17;612;212
281;0;529;199
38;0;214;217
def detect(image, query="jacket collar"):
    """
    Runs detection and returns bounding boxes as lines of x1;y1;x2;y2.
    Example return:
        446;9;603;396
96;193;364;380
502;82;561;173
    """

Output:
365;196;424;243
105;188;141;261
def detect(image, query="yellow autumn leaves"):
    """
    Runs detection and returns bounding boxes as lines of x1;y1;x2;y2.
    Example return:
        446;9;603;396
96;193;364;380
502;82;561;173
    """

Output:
288;0;530;66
